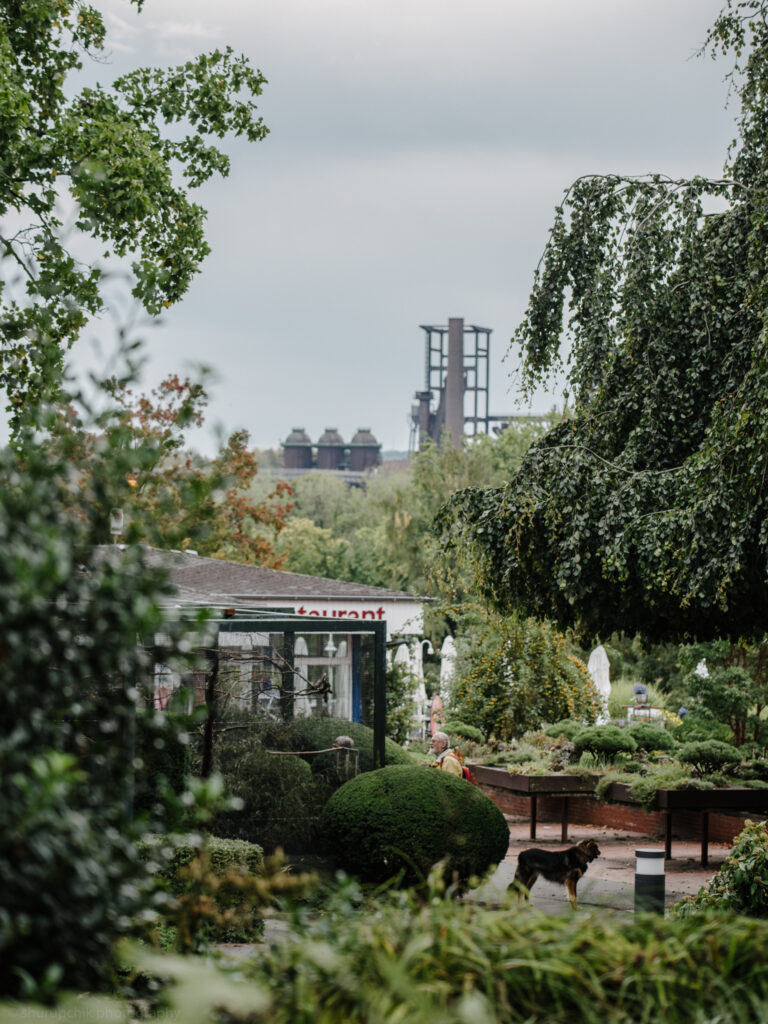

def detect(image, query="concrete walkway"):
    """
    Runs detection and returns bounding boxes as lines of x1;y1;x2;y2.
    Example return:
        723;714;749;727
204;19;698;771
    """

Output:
470;817;729;915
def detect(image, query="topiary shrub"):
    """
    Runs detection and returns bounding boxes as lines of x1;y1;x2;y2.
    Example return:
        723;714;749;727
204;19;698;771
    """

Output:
444;719;485;744
626;722;677;753
545;720;583;741
572;725;638;764
321;764;509;886
678;740;741;776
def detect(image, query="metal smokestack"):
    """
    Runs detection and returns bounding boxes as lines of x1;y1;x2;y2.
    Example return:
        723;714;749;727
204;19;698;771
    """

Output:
445;317;464;448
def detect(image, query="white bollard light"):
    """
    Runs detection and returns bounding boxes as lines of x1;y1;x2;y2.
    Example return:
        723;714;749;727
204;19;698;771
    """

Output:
635;848;665;914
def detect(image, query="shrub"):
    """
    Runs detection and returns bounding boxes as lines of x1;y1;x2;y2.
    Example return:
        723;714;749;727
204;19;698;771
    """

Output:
0;434;192;998
385;660;418;745
545;719;583;740
444;719;485;743
321;765;509;886
137;833;265;945
678;740;741;776
674;820;768;918
277;717;415;774
672;709;734;744
572;725;638;764
212;738;317;852
254;880;768;1023
626;721;677;752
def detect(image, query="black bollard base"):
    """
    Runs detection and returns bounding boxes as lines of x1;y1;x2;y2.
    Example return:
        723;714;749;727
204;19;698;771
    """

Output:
635;849;665;915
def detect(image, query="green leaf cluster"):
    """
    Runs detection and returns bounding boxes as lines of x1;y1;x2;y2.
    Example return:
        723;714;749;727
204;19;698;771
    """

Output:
321;764;509;887
0;420;195;996
674;818;768;917
449;612;603;740
438;2;768;642
0;2;268;428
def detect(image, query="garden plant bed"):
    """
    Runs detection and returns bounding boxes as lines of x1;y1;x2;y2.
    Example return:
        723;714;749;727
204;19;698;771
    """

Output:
472;766;599;842
604;782;768;864
475;767;768;864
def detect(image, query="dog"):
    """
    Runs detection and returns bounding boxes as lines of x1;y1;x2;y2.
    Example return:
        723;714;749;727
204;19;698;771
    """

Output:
511;839;601;908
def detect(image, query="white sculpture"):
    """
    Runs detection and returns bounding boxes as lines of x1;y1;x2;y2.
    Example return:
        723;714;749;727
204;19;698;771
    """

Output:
587;645;611;724
440;635;457;689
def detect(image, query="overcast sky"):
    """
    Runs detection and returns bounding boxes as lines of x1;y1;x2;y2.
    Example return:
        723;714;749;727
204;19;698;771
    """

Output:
68;0;734;454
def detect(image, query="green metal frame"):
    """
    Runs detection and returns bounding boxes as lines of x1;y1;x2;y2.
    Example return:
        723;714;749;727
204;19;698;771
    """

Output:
208;612;388;768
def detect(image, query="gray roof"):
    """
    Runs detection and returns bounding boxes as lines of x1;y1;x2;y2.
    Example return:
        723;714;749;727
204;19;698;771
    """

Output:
140;547;420;603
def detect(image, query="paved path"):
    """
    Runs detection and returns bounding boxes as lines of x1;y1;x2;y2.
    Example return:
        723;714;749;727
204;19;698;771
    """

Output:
471;817;729;915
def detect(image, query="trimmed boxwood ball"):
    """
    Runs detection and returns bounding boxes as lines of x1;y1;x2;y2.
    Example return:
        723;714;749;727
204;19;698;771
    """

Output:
321;765;509;886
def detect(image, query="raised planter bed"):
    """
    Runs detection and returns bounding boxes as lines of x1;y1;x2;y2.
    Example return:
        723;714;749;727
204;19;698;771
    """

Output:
604;782;768;864
472;766;598;842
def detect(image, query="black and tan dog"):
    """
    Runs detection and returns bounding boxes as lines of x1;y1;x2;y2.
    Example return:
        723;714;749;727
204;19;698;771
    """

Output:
511;839;601;908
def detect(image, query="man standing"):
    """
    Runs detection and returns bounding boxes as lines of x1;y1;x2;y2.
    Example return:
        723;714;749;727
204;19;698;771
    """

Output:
429;731;463;776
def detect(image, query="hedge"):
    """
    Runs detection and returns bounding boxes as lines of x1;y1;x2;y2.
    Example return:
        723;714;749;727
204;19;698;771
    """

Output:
321;764;509;885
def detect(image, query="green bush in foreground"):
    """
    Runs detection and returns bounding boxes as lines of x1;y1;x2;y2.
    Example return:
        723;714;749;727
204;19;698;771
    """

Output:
15;883;768;1024
674;820;768;918
137;833;266;945
321;765;509;885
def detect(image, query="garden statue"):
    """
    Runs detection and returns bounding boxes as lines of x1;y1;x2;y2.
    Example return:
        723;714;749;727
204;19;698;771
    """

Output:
587;645;611;723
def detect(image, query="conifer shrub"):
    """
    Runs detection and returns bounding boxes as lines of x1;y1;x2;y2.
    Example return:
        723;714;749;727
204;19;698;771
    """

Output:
677;740;741;776
572;725;638;763
626;721;677;752
321;764;509;885
444;719;485;744
212;736;318;852
545;719;583;740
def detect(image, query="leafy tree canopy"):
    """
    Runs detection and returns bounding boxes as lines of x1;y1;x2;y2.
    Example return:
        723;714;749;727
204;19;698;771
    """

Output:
62;372;292;563
0;0;267;431
439;1;768;643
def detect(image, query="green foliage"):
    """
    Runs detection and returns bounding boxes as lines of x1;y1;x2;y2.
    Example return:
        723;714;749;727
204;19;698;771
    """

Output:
684;660;767;746
321;765;509;886
437;2;768;642
545;719;583;740
13;873;768;1021
211;733;318;852
675;820;768;918
450;612;602;740
385;660;418;745
572;725;638;764
678;740;741;776
0;1;269;428
277;716;414;774
274;516;350;577
626;721;677;752
137;833;265;946
672;709;734;744
144;881;768;1023
0;423;195;997
444;719;485;743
